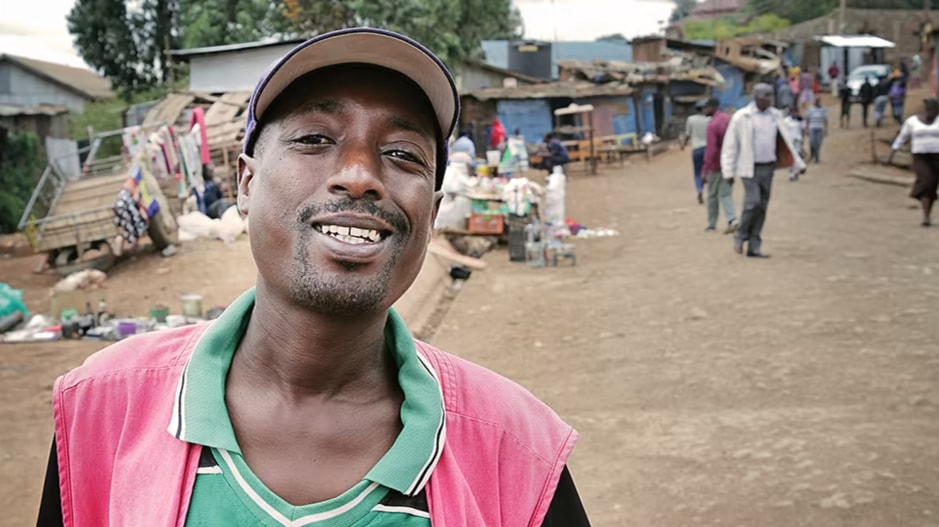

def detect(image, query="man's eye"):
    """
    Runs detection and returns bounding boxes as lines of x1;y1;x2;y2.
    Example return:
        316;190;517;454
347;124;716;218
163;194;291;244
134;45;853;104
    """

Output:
295;134;332;146
385;149;422;164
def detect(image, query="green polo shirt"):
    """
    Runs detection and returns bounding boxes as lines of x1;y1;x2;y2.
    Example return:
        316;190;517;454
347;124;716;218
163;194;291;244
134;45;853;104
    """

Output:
169;289;445;526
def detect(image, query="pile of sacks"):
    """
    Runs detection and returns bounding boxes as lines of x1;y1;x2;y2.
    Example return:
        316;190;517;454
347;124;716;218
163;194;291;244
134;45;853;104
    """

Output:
176;206;249;244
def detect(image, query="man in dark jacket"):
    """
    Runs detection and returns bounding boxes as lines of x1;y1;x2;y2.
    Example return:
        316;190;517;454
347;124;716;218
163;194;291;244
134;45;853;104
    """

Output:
859;77;875;127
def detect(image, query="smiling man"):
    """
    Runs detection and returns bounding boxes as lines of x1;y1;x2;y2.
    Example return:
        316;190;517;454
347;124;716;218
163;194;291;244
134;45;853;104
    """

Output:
37;29;589;527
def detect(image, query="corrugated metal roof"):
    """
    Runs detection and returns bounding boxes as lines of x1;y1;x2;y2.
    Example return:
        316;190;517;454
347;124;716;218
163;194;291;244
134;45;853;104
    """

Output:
816;35;896;49
0;55;113;100
465;80;635;101
167;38;307;57
0;104;69;117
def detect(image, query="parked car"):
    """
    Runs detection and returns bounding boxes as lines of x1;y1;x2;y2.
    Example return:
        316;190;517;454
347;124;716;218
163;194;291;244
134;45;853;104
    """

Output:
846;64;891;102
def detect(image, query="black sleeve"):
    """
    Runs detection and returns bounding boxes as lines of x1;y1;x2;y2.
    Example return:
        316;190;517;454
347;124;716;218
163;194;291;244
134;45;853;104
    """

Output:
37;437;64;527
540;465;591;527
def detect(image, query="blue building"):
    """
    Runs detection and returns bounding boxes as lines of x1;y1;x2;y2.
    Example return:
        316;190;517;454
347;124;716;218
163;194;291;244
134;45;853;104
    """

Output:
481;40;633;80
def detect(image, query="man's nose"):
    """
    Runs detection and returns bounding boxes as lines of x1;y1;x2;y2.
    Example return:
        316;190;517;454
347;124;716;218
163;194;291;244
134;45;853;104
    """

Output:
326;143;386;200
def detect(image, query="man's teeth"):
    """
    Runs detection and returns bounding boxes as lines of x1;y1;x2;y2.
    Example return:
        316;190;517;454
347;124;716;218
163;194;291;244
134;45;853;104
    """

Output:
318;224;382;243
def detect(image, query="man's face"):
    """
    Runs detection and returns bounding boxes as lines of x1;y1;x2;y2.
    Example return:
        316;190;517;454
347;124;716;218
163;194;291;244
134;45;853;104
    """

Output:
238;65;441;316
754;91;773;111
704;105;716;117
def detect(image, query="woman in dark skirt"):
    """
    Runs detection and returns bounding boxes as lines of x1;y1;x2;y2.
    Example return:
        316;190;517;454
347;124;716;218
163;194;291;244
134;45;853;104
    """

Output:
890;98;939;226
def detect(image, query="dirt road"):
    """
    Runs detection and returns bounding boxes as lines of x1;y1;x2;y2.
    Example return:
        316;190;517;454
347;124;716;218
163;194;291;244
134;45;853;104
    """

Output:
432;116;939;525
2;103;938;526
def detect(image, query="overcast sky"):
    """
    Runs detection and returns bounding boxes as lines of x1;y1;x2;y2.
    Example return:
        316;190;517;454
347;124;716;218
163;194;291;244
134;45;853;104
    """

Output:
0;0;675;70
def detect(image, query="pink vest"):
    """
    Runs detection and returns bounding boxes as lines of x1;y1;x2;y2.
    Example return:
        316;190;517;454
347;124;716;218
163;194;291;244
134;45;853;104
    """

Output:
52;324;577;526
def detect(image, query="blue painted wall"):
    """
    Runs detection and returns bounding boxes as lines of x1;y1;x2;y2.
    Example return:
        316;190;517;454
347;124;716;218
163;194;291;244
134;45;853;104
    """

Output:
712;60;749;110
639;87;657;135
495;99;553;144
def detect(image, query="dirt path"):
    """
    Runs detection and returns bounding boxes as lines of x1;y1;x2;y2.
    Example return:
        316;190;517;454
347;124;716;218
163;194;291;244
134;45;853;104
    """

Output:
429;111;939;526
2;100;938;526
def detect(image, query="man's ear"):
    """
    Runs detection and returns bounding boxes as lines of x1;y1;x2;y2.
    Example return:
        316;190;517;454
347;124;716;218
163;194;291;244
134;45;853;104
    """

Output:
430;190;443;230
237;153;257;215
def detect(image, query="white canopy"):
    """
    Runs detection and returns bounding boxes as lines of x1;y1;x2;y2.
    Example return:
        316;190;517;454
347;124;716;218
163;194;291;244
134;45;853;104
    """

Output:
816;35;896;49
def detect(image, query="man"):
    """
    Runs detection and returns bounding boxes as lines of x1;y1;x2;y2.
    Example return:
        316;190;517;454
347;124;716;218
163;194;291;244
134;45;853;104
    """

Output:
805;97;829;163
682;101;711;204
828;62;840;97
838;79;852;128
37;28;590;527
873;78;892;127
798;68;815;113
538;132;571;174
859;77;875;128
721;83;806;258
776;79;794;115
700;98;737;233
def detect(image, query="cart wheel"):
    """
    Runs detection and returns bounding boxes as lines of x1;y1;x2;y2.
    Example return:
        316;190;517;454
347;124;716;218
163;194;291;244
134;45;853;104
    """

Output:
147;209;178;250
54;243;115;277
54;246;79;268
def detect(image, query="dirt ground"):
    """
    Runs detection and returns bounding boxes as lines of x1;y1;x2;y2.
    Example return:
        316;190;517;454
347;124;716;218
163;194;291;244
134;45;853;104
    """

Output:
3;96;939;526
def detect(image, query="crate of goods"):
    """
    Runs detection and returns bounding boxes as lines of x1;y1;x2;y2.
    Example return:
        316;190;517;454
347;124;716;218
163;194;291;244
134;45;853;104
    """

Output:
468;213;504;234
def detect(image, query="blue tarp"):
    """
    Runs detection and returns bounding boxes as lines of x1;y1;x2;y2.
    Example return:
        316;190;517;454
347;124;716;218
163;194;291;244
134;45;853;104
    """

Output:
712;60;750;110
495;99;553;145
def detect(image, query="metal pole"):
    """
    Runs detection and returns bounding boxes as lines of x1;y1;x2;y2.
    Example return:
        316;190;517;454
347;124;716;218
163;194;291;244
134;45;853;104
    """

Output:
839;0;847;34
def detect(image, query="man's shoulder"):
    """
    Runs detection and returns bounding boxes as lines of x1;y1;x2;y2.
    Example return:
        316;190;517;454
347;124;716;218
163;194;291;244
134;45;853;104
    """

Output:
415;341;571;432
57;324;208;392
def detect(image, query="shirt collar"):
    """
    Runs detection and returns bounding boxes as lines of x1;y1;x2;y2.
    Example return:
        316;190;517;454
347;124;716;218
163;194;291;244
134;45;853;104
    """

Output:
167;288;446;496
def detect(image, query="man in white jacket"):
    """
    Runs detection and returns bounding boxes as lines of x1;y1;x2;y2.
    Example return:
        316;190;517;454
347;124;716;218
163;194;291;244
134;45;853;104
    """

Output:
721;84;806;258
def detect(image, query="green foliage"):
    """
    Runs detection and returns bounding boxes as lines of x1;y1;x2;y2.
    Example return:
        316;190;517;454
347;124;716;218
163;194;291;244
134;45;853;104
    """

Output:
683;13;791;40
670;0;698;22
596;33;628;42
68;0;180;93
180;0;287;48
744;0;923;26
0;132;41;234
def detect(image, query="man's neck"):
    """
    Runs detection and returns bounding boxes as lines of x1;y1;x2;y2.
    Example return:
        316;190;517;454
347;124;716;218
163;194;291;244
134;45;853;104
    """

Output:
231;281;395;401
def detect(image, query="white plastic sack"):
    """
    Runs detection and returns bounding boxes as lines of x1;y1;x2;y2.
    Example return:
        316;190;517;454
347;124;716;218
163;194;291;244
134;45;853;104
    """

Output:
434;195;472;230
544;167;566;226
217;205;245;243
176;211;219;240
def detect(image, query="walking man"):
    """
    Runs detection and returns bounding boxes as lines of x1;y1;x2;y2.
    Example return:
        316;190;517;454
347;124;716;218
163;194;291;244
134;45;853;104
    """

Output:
860;77;875;127
828;62;840;97
721;84;806;258
701;98;737;232
806;97;829;163
683;101;711;204
839;79;852;128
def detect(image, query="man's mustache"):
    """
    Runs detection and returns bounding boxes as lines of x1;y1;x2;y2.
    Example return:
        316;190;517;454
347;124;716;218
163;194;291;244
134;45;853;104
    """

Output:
297;199;409;235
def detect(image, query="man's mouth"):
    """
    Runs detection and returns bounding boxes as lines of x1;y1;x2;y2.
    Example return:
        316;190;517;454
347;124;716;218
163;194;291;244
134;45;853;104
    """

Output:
314;223;388;245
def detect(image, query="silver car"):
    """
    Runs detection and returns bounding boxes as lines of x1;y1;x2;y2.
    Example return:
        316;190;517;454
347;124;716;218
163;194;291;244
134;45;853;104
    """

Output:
846;64;891;102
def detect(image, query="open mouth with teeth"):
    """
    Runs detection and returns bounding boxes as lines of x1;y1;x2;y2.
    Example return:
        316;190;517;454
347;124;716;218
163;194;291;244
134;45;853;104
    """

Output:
314;224;388;245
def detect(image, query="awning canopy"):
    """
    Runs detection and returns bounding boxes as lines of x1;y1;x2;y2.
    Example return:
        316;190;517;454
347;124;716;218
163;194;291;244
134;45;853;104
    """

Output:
815;35;896;49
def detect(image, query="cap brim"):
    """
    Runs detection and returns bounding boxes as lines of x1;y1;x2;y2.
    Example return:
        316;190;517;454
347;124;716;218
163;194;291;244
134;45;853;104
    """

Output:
253;29;458;139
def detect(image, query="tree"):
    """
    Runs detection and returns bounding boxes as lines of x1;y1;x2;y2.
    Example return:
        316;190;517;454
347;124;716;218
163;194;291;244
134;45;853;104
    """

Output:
68;0;180;93
275;0;522;69
682;13;790;40
180;0;286;48
595;33;628;42
67;0;146;91
670;0;698;22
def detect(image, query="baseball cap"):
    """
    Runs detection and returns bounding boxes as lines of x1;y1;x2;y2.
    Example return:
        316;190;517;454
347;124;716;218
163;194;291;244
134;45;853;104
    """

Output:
242;28;460;189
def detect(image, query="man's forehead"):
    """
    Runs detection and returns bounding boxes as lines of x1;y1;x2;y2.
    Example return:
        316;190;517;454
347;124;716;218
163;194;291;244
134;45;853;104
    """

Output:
268;65;437;127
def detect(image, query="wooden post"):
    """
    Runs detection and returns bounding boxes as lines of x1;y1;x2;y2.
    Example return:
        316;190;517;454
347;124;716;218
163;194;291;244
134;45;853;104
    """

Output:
588;111;596;175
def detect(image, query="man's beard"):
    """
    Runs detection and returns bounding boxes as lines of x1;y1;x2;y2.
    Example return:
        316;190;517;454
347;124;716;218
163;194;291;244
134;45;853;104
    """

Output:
289;198;410;316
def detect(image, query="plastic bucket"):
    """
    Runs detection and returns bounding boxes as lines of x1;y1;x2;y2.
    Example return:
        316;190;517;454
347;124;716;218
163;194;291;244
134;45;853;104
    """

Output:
486;150;501;166
180;294;204;318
